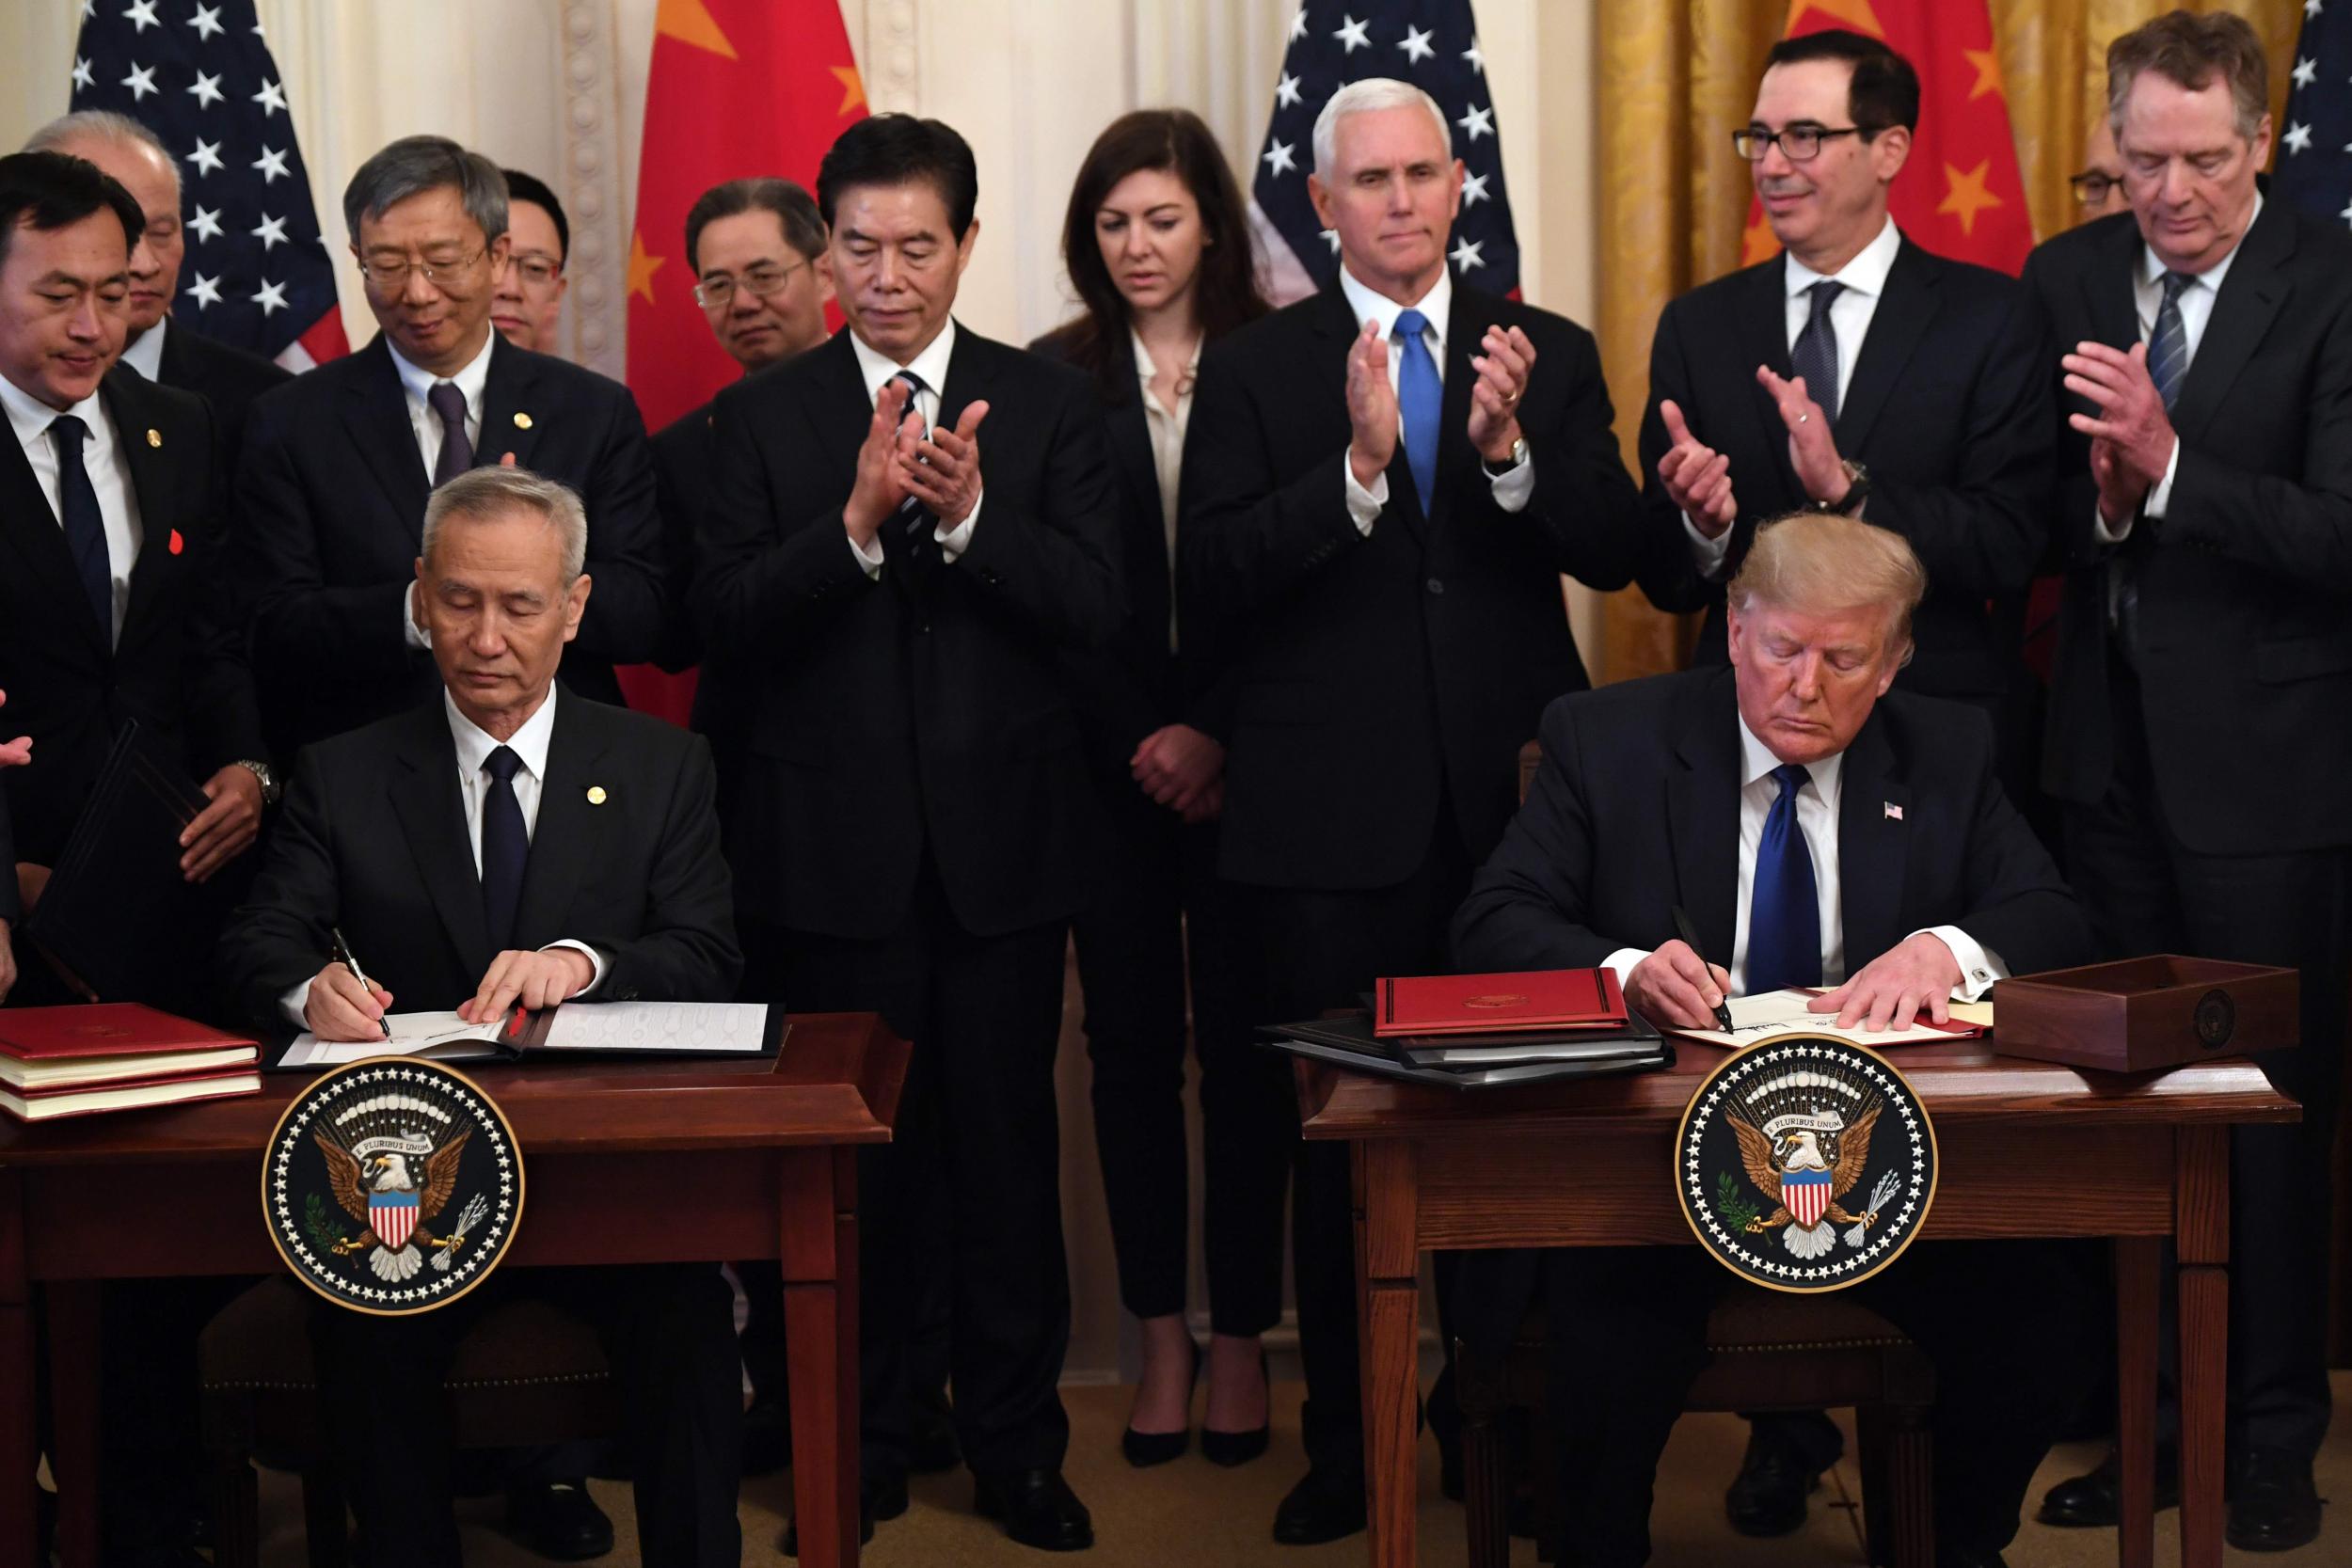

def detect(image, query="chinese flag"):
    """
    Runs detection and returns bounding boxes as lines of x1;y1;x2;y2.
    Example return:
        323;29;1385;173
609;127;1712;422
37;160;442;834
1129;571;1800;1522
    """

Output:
617;0;866;721
1741;0;2033;275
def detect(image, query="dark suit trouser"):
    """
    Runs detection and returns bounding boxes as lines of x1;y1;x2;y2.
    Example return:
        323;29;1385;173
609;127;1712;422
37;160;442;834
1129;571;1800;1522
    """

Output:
310;1264;742;1568
2066;666;2349;1461
1537;1241;2087;1567
751;863;1074;1482
1073;782;1285;1332
1251;816;1471;1475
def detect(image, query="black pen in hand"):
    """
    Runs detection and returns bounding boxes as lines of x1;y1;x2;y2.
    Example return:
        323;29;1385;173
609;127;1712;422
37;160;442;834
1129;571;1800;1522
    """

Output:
330;926;393;1043
1670;904;1736;1033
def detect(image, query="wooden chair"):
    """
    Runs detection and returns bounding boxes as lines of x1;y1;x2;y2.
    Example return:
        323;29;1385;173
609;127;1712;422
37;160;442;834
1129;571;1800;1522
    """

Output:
197;1276;617;1568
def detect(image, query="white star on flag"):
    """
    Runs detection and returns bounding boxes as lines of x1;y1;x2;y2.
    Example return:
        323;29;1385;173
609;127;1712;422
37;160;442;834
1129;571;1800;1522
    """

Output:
120;62;157;101
2306;0;2322;20
253;214;289;249
1334;14;1371;53
1461;170;1490;207
72;56;94;89
1457;103;1494;141
187;71;224;108
1464;38;1486;73
1290;6;1308;41
188;272;222;306
1276;71;1303;109
2295;55;2318;87
253;278;288;314
253;145;290;182
254;78;288;116
1263;138;1297;177
189;135;225;175
2285;121;2315;154
188;2;225;40
2339;197;2352;229
1398;25;1436;65
123;0;160;33
1449;236;1485;270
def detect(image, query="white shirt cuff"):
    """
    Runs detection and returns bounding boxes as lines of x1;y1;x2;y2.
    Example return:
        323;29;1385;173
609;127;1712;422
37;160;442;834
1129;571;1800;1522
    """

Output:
281;978;314;1028
403;587;431;650
2142;436;2182;519
1601;946;1650;991
1487;449;1534;514
934;489;981;561
1915;925;2007;1002
542;939;608;996
1343;463;1385;535
850;531;885;579
1683;512;1733;577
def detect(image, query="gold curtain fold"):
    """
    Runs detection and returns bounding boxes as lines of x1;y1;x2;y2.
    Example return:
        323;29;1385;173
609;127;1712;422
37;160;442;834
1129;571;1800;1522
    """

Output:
1593;0;2306;685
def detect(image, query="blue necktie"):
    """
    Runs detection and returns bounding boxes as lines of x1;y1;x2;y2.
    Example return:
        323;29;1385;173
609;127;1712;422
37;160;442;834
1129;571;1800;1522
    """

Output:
1392;308;1440;516
427;380;472;483
480;745;529;951
2146;270;2192;412
1788;280;1844;427
1744;763;1822;995
48;416;115;641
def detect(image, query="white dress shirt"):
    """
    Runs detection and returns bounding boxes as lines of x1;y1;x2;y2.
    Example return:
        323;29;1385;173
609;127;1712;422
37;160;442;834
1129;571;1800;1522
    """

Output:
1335;265;1534;531
1132;328;1197;652
0;372;146;647
389;331;498;649
846;320;981;578
1603;712;2003;1003
1685;214;1903;572
118;320;167;382
2092;194;2261;545
278;685;606;1025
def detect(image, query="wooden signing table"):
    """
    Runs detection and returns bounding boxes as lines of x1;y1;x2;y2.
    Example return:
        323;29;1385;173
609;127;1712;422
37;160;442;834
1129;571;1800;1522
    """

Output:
1298;1037;2298;1568
0;1010;906;1568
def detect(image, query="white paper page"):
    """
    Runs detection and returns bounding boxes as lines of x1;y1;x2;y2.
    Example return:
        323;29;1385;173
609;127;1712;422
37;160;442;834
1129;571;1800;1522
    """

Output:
540;1001;770;1053
278;1010;508;1069
1667;988;1984;1051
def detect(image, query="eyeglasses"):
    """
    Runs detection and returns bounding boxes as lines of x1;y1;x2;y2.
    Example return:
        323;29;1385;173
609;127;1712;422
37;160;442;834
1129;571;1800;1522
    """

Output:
694;258;812;309
511;254;563;287
2068;170;2122;205
357;247;490;291
1732;124;1878;162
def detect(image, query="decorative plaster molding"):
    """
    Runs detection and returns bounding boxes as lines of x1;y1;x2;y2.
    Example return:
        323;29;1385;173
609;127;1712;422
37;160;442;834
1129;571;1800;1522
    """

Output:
558;0;624;380
866;0;921;113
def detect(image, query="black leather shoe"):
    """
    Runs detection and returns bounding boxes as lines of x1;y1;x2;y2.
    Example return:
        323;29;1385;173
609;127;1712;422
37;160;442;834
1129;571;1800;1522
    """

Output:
503;1480;614;1561
975;1467;1094;1551
1724;1431;1820;1537
1272;1465;1367;1545
742;1395;792;1477
1123;1338;1200;1466
780;1475;904;1557
1200;1348;1269;1466
2036;1445;2180;1527
909;1386;961;1475
2227;1446;2323;1552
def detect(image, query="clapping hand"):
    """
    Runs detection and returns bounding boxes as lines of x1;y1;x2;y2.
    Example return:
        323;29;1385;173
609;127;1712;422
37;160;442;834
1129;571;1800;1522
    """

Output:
898;402;989;528
1755;366;1847;504
1656;401;1737;537
844;381;922;547
1343;317;1398;490
2062;341;2172;524
1466;324;1534;464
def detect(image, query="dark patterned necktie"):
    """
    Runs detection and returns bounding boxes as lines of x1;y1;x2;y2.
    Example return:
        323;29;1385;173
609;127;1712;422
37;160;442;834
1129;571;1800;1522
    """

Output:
47;415;115;640
2146;271;2194;411
1745;764;1822;995
1788;280;1846;427
891;369;930;528
428;380;473;483
480;745;529;950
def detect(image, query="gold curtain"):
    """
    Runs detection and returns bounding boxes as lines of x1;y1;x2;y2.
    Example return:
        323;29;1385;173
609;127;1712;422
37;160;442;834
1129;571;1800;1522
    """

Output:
1592;0;2307;684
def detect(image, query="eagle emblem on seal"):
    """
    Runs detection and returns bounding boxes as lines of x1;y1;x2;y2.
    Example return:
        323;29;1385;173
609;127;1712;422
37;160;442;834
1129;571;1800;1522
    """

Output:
313;1095;484;1282
1725;1069;1887;1260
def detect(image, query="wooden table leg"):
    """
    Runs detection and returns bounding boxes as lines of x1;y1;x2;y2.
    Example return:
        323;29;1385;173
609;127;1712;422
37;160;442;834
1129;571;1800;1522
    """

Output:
2174;1127;2229;1568
782;1146;860;1568
0;1172;36;1568
2113;1234;2161;1568
1353;1141;1418;1568
48;1278;100;1568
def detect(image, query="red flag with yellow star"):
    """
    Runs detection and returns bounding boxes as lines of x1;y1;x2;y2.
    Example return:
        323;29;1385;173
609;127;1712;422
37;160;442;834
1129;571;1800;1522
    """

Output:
1742;0;2033;274
625;0;865;432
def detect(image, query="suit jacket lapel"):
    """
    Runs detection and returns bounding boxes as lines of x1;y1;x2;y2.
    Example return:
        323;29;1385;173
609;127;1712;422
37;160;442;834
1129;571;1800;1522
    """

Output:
512;697;607;948
385;704;493;977
478;337;546;470
2082;214;2144;353
1666;672;1743;966
805;330;873;498
1430;284;1491;532
1107;350;1162;539
0;410;110;659
340;338;432;541
1836;240;1938;456
2169;203;2292;447
1737;257;1802;500
1835;712;1908;973
105;372;178;651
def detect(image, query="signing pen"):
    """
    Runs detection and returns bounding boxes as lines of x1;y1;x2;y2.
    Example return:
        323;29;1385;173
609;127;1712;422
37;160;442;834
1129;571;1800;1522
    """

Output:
1670;904;1736;1034
331;925;393;1042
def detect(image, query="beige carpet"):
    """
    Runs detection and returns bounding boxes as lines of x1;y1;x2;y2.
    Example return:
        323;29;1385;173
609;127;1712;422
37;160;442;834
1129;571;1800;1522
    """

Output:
250;1374;2350;1565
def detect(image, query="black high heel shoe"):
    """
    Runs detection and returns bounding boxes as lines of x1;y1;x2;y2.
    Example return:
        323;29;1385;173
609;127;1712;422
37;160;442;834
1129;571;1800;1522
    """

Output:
1121;1338;1202;1467
1200;1347;1271;1467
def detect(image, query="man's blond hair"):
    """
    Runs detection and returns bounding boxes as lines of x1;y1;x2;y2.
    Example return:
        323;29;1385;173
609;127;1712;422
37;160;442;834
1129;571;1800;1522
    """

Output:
1725;512;1927;661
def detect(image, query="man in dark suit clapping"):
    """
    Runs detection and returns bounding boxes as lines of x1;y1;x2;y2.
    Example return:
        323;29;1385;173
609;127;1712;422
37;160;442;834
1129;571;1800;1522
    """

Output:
693;113;1120;1554
234;135;665;757
1179;75;1646;1545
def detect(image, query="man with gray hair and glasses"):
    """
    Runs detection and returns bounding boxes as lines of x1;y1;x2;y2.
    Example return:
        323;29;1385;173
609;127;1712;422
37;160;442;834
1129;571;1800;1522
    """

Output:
2024;9;2352;1546
232;135;664;760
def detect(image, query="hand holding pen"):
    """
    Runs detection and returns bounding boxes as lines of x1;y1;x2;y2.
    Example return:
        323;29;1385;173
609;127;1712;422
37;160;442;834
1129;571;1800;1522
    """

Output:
305;927;394;1044
1620;905;1736;1033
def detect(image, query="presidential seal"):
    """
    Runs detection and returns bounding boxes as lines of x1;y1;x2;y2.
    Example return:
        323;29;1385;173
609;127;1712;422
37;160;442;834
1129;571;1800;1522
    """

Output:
262;1058;524;1314
1675;1036;1936;1292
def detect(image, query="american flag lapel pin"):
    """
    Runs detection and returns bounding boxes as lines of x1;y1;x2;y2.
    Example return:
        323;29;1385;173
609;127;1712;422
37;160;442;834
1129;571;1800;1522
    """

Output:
1884;802;1904;821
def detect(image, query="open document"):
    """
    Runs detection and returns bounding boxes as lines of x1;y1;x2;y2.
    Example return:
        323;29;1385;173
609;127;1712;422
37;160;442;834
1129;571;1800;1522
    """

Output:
1664;988;1991;1051
276;1002;772;1069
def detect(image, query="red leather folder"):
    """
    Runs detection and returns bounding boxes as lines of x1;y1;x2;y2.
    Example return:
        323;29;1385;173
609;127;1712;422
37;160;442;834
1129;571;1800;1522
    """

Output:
1374;968;1628;1038
0;1005;259;1092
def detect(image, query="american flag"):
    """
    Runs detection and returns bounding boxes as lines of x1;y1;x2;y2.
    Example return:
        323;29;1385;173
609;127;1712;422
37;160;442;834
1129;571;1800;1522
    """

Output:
2278;0;2352;230
1249;2;1520;306
68;0;347;370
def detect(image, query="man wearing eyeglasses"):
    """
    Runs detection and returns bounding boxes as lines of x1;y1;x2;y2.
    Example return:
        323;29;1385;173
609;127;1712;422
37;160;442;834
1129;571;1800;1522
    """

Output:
1636;29;2054;746
490;167;571;355
232;135;664;758
2068;119;2130;224
1629;28;2058;1538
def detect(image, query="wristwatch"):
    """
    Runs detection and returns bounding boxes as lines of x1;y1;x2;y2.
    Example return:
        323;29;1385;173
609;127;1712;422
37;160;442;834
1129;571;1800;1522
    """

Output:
233;758;281;808
1482;436;1529;479
1816;459;1869;515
